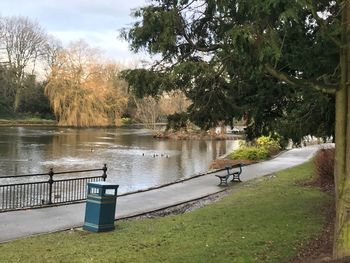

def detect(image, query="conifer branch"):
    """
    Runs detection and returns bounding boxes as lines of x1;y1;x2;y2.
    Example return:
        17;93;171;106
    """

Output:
265;64;338;94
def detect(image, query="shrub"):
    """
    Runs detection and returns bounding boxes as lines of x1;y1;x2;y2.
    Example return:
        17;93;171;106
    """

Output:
121;117;131;125
229;136;281;161
230;146;269;160
314;148;335;187
256;135;281;156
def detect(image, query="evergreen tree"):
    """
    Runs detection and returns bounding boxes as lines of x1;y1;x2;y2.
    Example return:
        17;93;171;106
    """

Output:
0;65;16;115
122;0;350;259
121;0;336;138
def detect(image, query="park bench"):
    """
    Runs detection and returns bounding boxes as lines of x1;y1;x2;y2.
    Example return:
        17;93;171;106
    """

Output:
215;164;243;186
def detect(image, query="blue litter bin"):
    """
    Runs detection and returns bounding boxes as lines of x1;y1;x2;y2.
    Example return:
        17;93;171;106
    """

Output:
83;181;119;232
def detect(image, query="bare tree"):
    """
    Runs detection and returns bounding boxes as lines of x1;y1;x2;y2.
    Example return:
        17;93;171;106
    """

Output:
133;96;160;130
45;41;128;127
42;35;63;75
0;16;48;111
159;91;190;115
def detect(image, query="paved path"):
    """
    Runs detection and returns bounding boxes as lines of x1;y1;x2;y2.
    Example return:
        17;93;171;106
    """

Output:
0;144;326;243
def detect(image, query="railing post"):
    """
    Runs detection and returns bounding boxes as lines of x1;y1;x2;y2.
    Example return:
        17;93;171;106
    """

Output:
102;164;107;181
48;168;54;205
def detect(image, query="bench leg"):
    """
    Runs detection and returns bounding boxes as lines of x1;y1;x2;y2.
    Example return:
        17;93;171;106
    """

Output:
231;173;242;182
222;179;228;186
218;177;228;186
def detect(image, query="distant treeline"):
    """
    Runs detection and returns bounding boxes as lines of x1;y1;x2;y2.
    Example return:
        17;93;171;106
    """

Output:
0;15;189;127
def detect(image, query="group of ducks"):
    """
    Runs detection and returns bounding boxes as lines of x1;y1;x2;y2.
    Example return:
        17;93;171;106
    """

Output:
142;153;170;158
89;148;170;158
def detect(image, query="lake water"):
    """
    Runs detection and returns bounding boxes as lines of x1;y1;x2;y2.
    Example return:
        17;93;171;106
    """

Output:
0;127;239;194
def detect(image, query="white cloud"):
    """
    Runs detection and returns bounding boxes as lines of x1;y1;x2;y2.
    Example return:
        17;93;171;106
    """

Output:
50;28;152;65
0;0;147;62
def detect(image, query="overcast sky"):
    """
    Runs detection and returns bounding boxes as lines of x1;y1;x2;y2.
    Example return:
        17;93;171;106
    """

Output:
0;0;148;64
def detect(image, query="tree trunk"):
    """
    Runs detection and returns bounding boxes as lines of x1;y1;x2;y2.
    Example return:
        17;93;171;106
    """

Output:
333;0;350;259
13;88;21;112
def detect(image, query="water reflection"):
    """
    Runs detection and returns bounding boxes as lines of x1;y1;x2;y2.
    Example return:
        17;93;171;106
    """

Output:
0;127;239;194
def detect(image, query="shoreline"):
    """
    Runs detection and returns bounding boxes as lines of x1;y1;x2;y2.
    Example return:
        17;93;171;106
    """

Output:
0;119;57;127
153;130;245;140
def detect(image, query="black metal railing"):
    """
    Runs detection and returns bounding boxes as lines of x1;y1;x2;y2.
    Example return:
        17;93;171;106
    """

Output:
0;164;107;212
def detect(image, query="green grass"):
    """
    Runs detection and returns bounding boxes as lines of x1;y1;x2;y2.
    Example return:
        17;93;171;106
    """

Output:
0;161;332;263
0;117;56;125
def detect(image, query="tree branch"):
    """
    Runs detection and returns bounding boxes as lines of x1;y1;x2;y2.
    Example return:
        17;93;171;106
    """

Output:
309;0;342;47
265;64;338;94
174;7;223;52
181;30;223;52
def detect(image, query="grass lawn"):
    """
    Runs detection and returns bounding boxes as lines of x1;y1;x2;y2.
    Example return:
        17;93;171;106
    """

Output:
0;161;332;263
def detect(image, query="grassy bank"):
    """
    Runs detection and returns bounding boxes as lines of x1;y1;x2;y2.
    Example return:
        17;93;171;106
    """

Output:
0;161;332;263
0;117;56;126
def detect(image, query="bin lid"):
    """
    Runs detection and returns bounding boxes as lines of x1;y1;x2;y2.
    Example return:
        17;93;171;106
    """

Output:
88;181;119;189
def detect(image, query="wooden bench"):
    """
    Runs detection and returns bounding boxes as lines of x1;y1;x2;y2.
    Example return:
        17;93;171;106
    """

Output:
215;164;243;186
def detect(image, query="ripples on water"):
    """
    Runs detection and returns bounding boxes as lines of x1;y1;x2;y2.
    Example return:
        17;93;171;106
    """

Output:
0;127;239;194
